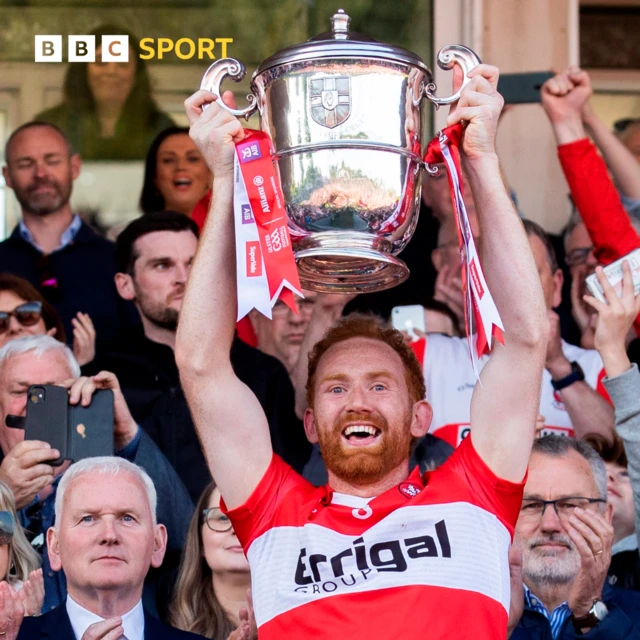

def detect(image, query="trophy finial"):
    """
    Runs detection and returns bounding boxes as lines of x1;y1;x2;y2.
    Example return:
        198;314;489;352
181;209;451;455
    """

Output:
331;9;350;37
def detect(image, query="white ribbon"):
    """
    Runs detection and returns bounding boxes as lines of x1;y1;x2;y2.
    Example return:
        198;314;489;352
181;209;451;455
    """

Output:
234;154;272;320
439;132;505;372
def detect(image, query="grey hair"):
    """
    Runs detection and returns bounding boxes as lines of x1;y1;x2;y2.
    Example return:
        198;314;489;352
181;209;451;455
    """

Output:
55;457;158;529
532;435;608;501
0;334;80;378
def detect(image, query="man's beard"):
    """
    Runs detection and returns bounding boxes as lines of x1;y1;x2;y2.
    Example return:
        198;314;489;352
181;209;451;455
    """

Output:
136;286;182;332
518;533;581;586
14;176;71;216
317;411;413;486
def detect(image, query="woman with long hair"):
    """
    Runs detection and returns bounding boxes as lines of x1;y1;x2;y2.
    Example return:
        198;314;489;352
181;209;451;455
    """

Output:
140;127;212;226
0;480;43;617
0;273;95;365
170;481;252;639
36;24;174;161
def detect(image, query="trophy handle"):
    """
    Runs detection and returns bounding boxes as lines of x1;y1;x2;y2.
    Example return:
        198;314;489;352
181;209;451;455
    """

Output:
424;45;482;108
200;58;259;120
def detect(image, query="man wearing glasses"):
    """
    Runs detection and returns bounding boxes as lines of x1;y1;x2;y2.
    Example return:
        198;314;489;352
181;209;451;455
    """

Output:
509;435;640;639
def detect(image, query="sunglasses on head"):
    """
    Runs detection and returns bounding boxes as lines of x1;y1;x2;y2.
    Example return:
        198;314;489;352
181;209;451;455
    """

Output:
0;301;43;334
0;511;14;545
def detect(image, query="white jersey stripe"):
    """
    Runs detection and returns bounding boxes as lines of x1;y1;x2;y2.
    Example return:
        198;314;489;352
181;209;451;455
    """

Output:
247;501;512;627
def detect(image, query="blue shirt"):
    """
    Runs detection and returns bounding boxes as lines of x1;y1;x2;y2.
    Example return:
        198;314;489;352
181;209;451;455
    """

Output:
19;214;82;254
18;430;141;612
524;585;572;640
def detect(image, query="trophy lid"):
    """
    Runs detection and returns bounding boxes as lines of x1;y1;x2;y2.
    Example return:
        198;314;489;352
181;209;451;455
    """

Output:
255;9;430;76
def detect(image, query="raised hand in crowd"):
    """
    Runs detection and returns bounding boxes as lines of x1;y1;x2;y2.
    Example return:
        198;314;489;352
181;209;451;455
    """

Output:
18;568;43;617
566;507;615;622
62;370;139;450
80;618;124;640
71;312;96;366
0;441;58;509
227;590;257;640
584;262;640;376
541;67;590;144
0;580;24;640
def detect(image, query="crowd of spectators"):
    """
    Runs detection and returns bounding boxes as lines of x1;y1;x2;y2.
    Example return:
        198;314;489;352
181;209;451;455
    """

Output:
0;61;636;639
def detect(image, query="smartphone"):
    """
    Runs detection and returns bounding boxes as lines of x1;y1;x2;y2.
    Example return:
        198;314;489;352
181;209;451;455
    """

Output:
585;248;640;303
24;386;68;466
391;305;426;341
498;72;554;104
25;385;114;464
69;391;114;461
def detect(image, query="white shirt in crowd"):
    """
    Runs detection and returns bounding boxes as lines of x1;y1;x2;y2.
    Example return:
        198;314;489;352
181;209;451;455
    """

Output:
421;333;607;447
66;595;144;640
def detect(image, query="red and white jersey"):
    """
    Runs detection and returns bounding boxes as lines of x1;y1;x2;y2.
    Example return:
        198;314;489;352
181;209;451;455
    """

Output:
421;334;608;447
222;437;524;640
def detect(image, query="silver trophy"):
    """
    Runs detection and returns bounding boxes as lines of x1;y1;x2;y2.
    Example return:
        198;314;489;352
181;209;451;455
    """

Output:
201;9;480;293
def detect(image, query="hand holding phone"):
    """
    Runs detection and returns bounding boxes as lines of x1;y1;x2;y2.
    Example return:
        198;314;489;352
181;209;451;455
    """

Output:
391;305;426;341
23;382;114;465
0;441;59;509
64;371;137;450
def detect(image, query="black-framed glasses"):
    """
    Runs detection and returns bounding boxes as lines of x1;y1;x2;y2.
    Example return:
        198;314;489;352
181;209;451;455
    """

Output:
565;246;595;267
0;511;15;545
202;507;233;533
520;497;606;523
0;301;42;334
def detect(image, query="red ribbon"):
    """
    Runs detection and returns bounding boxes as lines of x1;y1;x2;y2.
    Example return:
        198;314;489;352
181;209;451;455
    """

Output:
236;129;301;313
424;124;505;358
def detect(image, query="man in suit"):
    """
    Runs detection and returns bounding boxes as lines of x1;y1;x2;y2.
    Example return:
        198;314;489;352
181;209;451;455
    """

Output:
16;456;202;639
0;335;193;612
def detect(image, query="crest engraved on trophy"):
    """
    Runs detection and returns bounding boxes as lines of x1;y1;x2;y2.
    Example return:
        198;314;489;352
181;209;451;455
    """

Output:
200;9;481;293
310;77;351;128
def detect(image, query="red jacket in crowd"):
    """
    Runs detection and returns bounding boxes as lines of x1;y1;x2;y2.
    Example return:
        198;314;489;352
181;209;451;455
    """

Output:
558;138;640;336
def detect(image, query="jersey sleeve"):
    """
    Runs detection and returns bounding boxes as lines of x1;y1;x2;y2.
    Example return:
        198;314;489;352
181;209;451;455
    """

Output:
220;454;309;551
442;435;525;536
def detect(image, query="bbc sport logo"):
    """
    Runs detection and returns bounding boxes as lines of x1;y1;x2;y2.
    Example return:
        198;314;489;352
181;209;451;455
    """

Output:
34;35;233;62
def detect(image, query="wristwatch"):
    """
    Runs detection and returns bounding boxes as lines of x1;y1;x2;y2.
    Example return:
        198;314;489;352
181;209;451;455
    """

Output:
551;361;585;391
571;600;609;632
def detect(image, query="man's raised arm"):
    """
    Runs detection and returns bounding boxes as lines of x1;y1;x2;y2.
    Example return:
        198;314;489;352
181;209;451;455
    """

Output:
176;91;272;509
451;66;548;482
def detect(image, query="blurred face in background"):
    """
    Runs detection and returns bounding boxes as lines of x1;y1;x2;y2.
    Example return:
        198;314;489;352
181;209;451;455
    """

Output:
155;134;212;216
250;292;318;374
0;350;74;455
87;46;137;109
0;291;47;348
3;126;78;217
606;461;636;544
620;122;640;164
565;223;599;298
201;488;249;575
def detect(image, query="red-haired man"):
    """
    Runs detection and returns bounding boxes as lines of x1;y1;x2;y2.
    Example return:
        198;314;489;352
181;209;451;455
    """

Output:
177;64;548;640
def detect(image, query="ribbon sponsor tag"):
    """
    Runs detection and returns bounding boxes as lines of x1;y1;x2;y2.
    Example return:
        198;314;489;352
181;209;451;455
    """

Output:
424;124;505;368
234;129;303;320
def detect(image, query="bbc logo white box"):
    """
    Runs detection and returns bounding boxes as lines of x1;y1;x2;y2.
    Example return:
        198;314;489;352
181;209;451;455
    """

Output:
35;35;62;62
101;35;129;62
69;35;95;62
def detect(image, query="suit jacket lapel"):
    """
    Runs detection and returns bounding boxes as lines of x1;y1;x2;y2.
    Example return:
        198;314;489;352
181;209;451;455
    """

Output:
39;603;76;638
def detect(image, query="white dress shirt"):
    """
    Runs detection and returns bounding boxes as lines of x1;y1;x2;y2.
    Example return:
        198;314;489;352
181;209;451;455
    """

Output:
66;595;145;640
